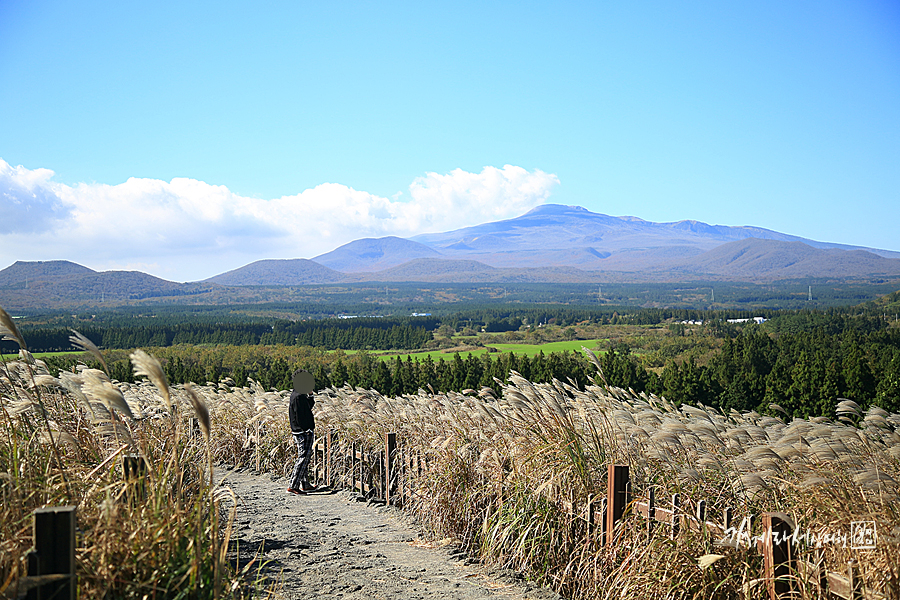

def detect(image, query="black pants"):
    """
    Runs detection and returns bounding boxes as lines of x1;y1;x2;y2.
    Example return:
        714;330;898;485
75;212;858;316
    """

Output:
290;430;314;490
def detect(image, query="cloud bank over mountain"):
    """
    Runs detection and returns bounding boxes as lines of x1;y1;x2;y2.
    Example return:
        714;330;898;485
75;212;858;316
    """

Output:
0;159;558;281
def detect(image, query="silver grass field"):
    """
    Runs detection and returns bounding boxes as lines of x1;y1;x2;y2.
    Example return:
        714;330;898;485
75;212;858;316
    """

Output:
1;307;899;599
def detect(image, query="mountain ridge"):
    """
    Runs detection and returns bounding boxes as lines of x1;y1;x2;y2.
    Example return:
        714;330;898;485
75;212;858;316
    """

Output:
3;205;900;309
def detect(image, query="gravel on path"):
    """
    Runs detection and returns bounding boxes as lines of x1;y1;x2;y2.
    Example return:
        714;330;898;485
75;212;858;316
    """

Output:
216;468;563;600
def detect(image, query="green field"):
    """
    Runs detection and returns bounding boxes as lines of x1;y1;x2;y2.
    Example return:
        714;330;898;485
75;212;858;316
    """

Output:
1;350;87;359
384;339;606;362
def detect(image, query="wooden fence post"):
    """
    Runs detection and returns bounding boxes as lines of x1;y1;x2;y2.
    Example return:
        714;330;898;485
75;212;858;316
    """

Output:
600;498;608;546
811;547;828;598
372;450;380;498
314;436;322;485
585;496;597;538
325;430;334;487
384;432;397;505
724;506;733;532
696;499;706;524
647;486;656;542
27;506;76;600
254;419;260;472
349;442;355;492
398;447;406;505
848;559;863;600
606;464;628;546
670;494;681;539
762;512;795;600
123;454;147;502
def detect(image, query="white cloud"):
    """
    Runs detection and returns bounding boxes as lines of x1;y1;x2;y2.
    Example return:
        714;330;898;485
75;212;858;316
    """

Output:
0;159;72;233
405;165;559;232
0;159;559;281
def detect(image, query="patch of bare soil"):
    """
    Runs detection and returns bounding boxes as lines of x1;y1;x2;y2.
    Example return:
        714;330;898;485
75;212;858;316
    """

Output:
216;468;562;600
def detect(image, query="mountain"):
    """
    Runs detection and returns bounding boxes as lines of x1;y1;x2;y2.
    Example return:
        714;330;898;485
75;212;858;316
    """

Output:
356;258;608;283
205;259;348;285
297;203;900;281
4;205;900;310
0;260;95;285
0;261;216;309
667;238;900;280
312;237;441;272
407;204;900;267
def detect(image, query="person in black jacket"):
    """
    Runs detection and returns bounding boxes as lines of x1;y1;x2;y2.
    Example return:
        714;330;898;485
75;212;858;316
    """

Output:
287;369;316;494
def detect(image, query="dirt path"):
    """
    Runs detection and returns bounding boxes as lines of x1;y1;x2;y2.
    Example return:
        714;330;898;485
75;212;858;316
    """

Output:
216;468;562;600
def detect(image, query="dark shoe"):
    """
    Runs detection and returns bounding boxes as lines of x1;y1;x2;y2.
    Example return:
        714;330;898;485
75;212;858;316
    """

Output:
301;483;318;492
287;487;305;495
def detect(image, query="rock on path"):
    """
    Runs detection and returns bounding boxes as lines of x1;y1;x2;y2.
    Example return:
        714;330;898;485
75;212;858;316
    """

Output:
216;468;562;600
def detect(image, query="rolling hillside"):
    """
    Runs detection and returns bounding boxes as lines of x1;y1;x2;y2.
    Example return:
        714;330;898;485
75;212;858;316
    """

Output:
205;259;348;286
4;204;900;309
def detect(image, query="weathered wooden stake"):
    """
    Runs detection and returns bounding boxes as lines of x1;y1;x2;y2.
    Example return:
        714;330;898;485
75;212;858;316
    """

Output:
696;499;706;524
123;454;147;502
605;464;629;546
377;450;385;499
27;506;76;600
384;432;397;505
670;493;681;539
585;495;596;537
813;547;828;598
600;497;608;546
762;512;795;600
325;430;334;487
848;559;863;600
255;420;260;472
123;454;146;480
724;506;733;532
646;486;656;542
350;442;358;493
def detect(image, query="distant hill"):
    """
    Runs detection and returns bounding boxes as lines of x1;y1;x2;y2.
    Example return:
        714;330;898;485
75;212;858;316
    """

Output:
0;260;95;286
205;259;348;285
312;237;441;272
4;204;900;310
412;204;900;258
356;258;499;282
0;261;216;309
867;289;900;316
669;238;900;280
306;204;900;278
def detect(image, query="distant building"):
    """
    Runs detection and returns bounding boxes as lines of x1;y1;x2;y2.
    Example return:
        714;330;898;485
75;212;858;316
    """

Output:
726;317;767;324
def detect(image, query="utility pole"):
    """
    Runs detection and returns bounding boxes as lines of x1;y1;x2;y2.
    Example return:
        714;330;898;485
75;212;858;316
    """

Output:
808;286;812;302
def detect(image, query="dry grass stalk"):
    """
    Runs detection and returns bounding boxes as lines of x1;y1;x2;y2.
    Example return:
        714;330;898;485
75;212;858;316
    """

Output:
0;306;27;350
69;329;108;374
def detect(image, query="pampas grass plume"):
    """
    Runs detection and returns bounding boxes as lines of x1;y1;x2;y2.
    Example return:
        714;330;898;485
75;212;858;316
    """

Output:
81;369;135;419
185;383;211;440
69;329;109;373
0;305;27;350
697;554;726;569
130;349;173;414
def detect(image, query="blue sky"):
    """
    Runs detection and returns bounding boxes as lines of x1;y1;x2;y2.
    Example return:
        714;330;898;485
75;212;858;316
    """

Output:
1;1;898;281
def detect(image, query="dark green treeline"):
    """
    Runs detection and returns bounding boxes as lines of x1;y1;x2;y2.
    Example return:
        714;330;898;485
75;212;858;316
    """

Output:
8;319;434;352
41;348;602;399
